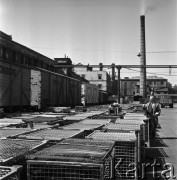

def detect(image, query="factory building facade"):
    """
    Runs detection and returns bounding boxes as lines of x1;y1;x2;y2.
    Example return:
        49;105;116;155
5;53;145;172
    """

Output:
73;63;112;94
120;76;169;97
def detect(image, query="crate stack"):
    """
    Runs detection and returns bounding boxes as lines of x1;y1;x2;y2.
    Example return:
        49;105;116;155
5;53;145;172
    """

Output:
115;119;146;156
0;128;35;138
81;118;112;125
17;129;84;142
0;139;47;166
62;123;104;131
0;165;22;180
87;131;138;180
0;139;47;179
102;123;142;162
123;113;150;147
62;122;105;137
27;138;115;180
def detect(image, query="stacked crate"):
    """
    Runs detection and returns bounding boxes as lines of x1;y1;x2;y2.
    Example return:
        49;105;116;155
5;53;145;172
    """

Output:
62;123;104;130
87;131;138;180
115;119;145;145
0;139;47;166
75;106;87;112
17;129;84;141
27;138;115;180
62;123;104;137
81;118;111;125
0;128;35;138
103;123;141;162
0;118;24;128
123;114;150;147
0;165;22;180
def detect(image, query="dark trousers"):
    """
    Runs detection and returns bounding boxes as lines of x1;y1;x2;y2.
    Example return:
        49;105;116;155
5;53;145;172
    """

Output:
149;117;156;139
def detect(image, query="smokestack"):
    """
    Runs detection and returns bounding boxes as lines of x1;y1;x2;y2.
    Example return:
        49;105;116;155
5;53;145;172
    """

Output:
99;63;103;71
140;15;147;97
111;63;115;81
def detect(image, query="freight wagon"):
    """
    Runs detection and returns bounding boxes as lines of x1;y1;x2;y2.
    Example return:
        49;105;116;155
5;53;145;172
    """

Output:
99;90;109;104
0;60;81;112
81;83;99;105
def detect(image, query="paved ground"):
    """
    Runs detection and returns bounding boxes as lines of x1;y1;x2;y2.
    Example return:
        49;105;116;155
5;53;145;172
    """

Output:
144;103;177;180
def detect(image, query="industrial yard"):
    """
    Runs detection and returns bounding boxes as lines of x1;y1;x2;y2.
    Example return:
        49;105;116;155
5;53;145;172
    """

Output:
1;0;177;179
0;103;176;179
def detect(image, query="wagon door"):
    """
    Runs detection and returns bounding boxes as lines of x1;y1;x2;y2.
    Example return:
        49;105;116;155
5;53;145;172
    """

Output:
30;70;41;109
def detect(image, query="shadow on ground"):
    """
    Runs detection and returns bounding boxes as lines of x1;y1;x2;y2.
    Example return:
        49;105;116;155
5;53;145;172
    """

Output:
140;137;170;180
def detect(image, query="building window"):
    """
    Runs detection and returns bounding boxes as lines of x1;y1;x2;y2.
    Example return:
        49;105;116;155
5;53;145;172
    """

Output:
2;47;9;59
81;74;85;78
124;82;127;96
12;51;16;62
98;74;102;79
161;81;164;85
20;54;24;64
154;81;156;85
33;58;38;66
98;84;102;89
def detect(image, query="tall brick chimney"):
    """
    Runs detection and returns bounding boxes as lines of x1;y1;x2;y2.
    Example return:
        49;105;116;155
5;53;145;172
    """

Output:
140;15;147;97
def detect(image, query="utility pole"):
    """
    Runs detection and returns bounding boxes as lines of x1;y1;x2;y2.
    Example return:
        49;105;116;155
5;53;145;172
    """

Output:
117;66;121;103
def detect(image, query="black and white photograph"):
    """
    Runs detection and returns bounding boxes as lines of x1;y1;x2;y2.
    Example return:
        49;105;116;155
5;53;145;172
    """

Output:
0;0;177;179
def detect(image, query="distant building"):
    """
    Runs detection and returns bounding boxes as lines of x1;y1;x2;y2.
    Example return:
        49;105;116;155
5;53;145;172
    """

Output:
120;76;169;97
73;63;112;94
54;57;73;76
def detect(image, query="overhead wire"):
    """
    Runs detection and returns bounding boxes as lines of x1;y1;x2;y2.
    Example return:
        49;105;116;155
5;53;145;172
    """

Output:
30;47;177;54
124;68;177;77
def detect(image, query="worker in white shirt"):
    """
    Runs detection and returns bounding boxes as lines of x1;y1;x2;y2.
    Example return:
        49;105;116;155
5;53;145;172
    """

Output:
143;95;161;138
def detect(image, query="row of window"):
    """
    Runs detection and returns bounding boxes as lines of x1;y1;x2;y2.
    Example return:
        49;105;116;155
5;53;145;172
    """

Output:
81;74;102;80
150;81;165;85
0;46;56;72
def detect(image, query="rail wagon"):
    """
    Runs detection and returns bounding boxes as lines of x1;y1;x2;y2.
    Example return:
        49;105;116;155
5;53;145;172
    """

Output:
0;60;81;111
0;61;31;111
81;83;99;105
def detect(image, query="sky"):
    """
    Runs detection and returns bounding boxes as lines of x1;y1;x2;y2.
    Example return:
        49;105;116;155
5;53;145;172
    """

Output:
0;0;177;85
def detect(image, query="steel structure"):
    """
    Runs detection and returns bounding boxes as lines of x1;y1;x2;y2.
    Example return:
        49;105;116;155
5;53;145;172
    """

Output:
56;64;177;103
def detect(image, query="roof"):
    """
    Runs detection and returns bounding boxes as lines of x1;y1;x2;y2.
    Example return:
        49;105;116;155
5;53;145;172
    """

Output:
155;87;169;92
74;63;87;67
0;31;55;64
121;76;167;81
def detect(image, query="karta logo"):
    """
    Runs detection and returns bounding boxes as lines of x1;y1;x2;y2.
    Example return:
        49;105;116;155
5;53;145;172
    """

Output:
104;158;176;179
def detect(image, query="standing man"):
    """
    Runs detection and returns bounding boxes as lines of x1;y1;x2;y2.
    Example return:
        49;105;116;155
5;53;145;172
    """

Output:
143;95;161;138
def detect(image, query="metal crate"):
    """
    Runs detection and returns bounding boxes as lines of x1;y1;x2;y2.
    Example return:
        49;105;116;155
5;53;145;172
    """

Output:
63;111;106;121
63;123;103;130
0;165;22;180
23;115;64;123
115;119;144;125
115;119;145;142
0;118;24;128
0;128;34;138
0;139;47;166
108;107;118;116
124;113;146;117
17;129;84;141
103;123;140;131
4;122;59;130
75;106;87;112
103;123;142;163
120;117;150;147
123;116;148;120
81;119;111;125
27;138;115;180
87;131;138;180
